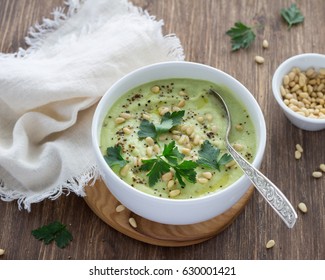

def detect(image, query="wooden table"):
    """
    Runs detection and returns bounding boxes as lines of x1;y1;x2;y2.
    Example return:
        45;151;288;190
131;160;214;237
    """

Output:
0;0;324;260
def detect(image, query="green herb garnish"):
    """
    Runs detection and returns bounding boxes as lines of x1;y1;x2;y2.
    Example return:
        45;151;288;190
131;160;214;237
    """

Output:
281;4;304;29
140;141;197;187
32;221;72;249
104;145;128;168
138;110;185;141
197;140;232;171
226;21;256;51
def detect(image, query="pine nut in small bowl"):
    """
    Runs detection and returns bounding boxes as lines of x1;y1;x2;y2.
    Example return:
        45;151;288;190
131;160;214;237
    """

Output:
272;53;325;131
92;61;266;225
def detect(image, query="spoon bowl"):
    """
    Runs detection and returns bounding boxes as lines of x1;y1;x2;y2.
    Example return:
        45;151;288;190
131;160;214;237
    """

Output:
209;89;298;228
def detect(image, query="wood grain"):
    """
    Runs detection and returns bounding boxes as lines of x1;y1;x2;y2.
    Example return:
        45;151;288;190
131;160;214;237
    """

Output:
84;180;254;247
0;0;324;260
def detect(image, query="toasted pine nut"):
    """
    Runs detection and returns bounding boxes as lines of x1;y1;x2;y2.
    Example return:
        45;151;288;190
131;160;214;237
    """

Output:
115;117;126;124
167;180;175;189
142;113;151;120
262;39;269;49
151;86;160;93
298;202;307;213
202;172;212;179
320;164;325;172
120;112;133;119
197;177;208;184
162;172;173;182
145;137;154;146
120;164;130;177
123;127;132;135
196;116;204;123
169;189;181;197
158;107;170;116
255;55;265;64
266;240;275;249
129;217;137;228
312;171;323;178
295;144;303;153
115;204;126;213
181;148;191;155
178;100;186;108
294;150;302;160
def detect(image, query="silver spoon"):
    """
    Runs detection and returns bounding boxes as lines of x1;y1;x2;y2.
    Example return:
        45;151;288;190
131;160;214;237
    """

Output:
209;89;297;228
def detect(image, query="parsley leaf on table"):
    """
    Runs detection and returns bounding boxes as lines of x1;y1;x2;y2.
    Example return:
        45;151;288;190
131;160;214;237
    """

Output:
32;221;72;249
281;4;304;29
138;110;185;141
104;145;128;168
226;21;256;51
197;140;232;171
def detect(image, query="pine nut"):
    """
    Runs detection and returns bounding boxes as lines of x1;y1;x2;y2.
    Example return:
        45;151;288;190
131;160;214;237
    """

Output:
120;164;130;177
158;107;170;116
320;164;325;172
167;180;175;189
162;172;173;182
0;249;5;256
266;240;275;249
123;127;132;135
225;160;236;168
129;217;137;228
312;171;323;178
255;55;265;64
115;204;126;213
196;116;204;123
295;144;303;153
142;113;151;120
202;172;212;179
169;189;181;197
235;124;243;131
178;100;186;108
153;144;160;154
294;150;302;160
233;143;244;151
120;112;133;119
262;39;269;48
205;113;213;121
186;126;194;135
146;147;153;157
151;86;160;93
115;117;126;124
145;137;154;146
298;202;307;213
181;148;191;155
283;76;290;86
197;177;208;184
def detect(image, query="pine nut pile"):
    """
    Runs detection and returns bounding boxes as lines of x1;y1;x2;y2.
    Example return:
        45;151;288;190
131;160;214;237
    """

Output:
280;67;325;119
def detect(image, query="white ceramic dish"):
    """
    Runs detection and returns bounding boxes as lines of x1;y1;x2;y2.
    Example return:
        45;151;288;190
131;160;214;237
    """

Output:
272;53;325;131
92;61;266;225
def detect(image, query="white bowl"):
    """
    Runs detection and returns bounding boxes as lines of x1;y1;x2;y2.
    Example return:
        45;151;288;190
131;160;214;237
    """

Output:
272;53;325;131
92;61;266;225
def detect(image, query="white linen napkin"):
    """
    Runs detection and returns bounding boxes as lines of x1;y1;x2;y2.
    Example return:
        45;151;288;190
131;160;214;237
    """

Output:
0;0;184;211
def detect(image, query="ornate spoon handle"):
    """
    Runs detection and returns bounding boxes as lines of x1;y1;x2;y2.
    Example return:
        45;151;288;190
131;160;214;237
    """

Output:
226;142;297;228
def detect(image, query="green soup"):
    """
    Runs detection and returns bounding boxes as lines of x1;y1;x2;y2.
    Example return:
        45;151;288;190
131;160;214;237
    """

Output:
100;78;256;199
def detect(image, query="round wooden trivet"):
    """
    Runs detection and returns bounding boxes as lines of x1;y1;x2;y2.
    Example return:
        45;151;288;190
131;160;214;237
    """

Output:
84;180;254;247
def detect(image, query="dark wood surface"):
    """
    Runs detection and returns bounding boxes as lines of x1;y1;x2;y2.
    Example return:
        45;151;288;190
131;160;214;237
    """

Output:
0;0;324;260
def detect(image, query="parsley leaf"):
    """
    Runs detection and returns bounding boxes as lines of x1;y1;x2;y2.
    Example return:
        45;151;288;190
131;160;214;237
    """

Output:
138;110;185;141
226;21;256;51
141;157;171;187
32;221;72;249
197;140;232;171
281;4;304;29
104;145;128;168
140;141;197;187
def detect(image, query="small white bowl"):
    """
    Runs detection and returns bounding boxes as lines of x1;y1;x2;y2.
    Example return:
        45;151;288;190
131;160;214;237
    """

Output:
92;61;266;225
272;53;325;131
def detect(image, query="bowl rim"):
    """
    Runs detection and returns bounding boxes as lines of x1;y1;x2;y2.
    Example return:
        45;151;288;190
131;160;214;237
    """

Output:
272;53;325;124
92;61;267;204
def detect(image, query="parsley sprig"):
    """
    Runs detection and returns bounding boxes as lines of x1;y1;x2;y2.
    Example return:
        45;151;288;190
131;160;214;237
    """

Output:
197;140;233;171
281;4;304;29
138;110;185;141
226;21;256;51
32;221;72;249
140;141;197;187
104;145;128;168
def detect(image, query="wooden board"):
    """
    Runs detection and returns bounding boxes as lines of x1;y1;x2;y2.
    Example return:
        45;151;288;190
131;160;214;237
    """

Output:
84;180;254;247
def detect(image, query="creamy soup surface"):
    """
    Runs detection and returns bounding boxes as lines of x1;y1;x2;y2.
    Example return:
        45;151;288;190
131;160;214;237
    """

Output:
100;78;257;199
